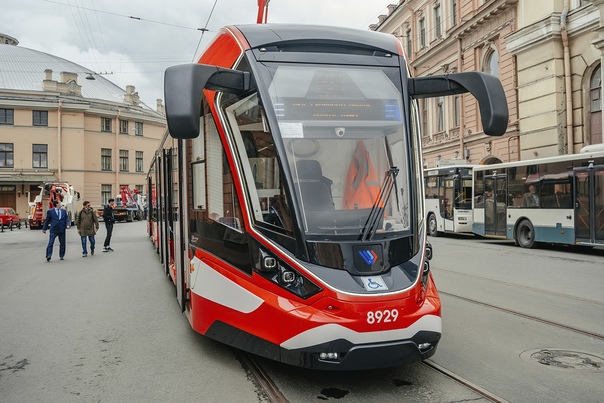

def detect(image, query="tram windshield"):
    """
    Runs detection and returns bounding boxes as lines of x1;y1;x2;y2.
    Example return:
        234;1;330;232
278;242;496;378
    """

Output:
223;64;411;239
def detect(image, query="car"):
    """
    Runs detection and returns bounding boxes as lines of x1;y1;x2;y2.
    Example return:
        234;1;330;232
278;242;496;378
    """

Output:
0;207;21;229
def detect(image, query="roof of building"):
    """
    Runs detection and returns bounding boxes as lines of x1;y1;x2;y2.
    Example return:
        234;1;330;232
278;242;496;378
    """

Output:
0;39;156;112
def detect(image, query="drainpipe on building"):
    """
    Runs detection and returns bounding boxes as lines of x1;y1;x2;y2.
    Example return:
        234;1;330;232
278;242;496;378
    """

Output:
561;2;574;154
115;110;121;191
458;37;466;159
58;100;62;180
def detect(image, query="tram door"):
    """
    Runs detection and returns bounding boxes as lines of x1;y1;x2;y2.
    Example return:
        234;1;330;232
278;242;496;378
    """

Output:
161;148;172;276
574;165;604;245
484;174;507;236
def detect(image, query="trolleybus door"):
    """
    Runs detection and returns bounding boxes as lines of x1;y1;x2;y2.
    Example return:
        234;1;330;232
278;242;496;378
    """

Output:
443;176;455;232
574;165;604;245
484;174;507;236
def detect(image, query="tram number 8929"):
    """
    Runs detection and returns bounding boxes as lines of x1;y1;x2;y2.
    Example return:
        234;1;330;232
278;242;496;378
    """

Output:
367;309;399;324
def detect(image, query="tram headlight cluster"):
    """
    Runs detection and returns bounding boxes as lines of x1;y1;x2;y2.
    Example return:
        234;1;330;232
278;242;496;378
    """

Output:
256;249;322;299
319;352;341;361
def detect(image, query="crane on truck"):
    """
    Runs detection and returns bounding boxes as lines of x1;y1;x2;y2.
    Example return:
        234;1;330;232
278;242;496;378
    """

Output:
28;182;79;229
97;186;143;222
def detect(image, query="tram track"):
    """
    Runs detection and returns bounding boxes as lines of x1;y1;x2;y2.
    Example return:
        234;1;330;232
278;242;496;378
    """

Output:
436;267;604;307
421;359;510;403
239;352;289;403
241;349;513;403
440;291;604;341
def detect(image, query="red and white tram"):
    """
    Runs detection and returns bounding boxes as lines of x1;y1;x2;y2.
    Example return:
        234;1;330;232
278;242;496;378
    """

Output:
147;22;507;369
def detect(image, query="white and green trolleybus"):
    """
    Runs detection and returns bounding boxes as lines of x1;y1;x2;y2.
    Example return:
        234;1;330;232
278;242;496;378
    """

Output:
472;149;604;248
424;164;474;236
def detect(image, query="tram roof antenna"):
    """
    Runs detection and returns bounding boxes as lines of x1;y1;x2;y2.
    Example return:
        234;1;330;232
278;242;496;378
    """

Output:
257;0;270;24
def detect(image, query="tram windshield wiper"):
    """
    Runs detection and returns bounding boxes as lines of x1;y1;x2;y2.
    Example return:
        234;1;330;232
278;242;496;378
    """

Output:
361;166;399;241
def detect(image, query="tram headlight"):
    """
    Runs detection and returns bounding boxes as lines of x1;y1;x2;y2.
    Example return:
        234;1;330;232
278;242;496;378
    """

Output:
255;249;322;299
421;261;430;289
281;270;296;283
262;256;277;270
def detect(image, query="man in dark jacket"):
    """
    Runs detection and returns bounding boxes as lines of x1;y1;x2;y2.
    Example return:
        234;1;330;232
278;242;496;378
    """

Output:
76;200;99;257
102;199;115;252
42;199;70;261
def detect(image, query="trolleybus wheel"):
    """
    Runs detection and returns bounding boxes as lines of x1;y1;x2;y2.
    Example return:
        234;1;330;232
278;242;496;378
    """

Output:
427;214;439;237
516;219;535;248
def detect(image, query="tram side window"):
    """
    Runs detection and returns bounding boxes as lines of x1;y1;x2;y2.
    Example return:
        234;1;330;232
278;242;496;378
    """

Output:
221;92;293;233
188;105;244;232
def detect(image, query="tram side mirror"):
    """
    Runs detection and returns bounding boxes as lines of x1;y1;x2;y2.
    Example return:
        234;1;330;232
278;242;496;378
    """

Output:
164;64;252;139
408;72;508;136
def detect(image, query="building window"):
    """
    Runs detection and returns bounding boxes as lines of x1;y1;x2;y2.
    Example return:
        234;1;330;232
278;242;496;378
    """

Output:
101;117;112;132
136;151;144;172
120;119;128;134
119;150;129;172
451;0;457;27
484;49;499;77
101;185;112;205
134;122;143;136
0;143;14;168
453;95;460;127
406;28;412;58
434;5;442;38
419;18;426;48
0;108;14;125
33;110;48;126
436;96;444;132
101;148;112;171
33;144;48;168
421;99;428;137
590;64;602;145
135;184;144;195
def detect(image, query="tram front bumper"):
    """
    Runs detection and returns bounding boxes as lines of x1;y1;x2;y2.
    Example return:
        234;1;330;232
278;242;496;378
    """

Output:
279;330;441;370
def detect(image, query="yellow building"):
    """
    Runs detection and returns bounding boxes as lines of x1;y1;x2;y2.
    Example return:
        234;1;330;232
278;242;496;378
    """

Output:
0;34;166;218
372;0;603;167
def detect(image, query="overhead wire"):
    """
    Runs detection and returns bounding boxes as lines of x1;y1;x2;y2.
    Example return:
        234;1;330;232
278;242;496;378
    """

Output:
191;0;218;62
73;0;110;74
42;0;214;32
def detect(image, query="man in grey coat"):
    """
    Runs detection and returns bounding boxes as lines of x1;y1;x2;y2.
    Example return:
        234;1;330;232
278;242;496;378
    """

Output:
76;201;99;257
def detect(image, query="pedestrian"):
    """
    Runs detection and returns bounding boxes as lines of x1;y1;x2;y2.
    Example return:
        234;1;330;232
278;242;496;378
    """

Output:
76;200;99;257
102;198;116;252
42;199;70;261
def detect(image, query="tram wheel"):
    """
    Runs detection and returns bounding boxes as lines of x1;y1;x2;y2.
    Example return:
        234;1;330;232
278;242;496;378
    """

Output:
516;219;535;248
427;214;439;237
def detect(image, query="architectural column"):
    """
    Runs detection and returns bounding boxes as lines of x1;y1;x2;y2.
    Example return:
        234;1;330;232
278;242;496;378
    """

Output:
590;0;604;144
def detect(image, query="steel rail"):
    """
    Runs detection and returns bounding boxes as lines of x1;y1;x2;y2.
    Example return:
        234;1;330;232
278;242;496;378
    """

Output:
239;352;289;403
441;291;604;341
422;359;510;403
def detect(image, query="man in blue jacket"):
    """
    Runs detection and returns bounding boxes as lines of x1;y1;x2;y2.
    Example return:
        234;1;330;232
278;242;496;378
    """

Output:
42;200;70;261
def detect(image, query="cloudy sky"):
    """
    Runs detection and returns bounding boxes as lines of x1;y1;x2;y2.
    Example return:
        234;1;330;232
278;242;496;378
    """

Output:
1;0;393;108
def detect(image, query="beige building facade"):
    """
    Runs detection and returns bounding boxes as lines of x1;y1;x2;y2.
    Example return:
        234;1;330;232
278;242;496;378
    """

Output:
373;0;603;167
0;35;166;218
507;0;600;158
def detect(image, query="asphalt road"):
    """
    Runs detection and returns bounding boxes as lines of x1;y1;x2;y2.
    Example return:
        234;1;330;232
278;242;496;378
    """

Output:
0;222;264;402
2;223;602;402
